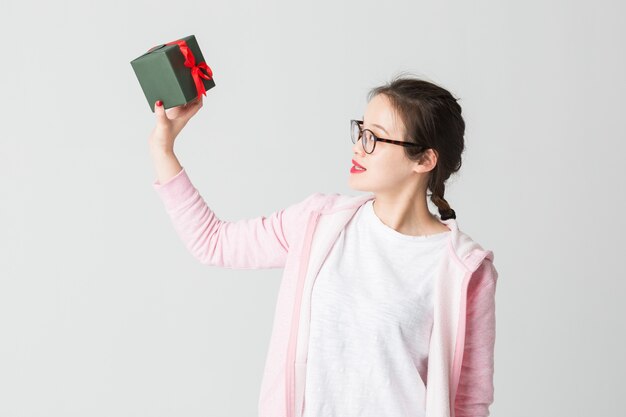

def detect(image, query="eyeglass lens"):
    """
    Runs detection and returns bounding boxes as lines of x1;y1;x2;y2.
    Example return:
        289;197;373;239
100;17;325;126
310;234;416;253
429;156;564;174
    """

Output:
351;121;375;153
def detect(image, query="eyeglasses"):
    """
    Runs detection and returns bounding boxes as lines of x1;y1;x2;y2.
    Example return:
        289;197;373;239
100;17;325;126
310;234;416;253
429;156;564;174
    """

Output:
350;119;429;154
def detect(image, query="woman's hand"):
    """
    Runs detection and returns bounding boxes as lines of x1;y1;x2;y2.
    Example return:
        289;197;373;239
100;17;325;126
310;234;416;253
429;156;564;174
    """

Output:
148;95;204;153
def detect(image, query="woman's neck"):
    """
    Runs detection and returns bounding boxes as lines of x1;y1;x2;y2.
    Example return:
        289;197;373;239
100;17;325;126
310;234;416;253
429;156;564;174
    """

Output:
372;198;450;237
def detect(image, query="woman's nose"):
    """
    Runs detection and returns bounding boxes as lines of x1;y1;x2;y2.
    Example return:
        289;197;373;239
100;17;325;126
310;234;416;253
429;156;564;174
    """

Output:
353;139;365;156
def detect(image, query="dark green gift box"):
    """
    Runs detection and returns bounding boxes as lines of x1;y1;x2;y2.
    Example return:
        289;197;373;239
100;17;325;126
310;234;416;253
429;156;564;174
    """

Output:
130;34;215;112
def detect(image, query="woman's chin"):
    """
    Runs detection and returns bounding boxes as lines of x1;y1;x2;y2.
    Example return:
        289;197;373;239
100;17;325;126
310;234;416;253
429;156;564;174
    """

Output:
347;177;368;192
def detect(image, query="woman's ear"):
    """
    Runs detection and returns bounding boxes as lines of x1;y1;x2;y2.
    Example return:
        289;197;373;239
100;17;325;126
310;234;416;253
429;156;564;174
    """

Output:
414;148;438;172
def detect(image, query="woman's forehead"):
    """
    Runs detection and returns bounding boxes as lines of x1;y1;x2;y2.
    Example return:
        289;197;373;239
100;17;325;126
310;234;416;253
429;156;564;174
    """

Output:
363;95;403;136
361;114;391;135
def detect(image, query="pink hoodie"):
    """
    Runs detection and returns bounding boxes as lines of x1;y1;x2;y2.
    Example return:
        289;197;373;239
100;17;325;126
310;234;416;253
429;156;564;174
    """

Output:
153;167;498;417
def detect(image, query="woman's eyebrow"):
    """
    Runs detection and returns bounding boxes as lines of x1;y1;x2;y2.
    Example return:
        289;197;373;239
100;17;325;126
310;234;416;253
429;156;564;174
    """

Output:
362;115;390;135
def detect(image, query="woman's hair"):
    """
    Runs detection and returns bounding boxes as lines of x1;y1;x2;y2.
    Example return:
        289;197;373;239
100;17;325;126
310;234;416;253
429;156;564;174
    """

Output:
367;73;465;220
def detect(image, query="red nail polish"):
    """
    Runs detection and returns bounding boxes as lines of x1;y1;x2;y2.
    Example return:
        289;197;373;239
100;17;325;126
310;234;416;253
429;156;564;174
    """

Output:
156;100;163;107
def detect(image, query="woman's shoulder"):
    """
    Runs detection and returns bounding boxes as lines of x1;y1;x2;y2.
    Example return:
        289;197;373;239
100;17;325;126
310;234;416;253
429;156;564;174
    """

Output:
300;191;375;212
443;218;496;273
280;192;374;233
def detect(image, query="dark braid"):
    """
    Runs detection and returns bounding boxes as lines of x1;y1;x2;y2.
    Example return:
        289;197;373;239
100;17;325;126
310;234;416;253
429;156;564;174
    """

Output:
430;182;456;220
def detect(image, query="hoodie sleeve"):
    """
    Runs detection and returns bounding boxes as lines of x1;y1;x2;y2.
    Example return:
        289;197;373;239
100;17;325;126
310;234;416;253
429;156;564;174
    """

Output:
152;167;316;269
454;258;498;417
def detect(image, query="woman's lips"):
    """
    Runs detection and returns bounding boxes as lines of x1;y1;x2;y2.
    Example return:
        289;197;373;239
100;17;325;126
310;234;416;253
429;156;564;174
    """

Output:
351;159;366;173
350;165;367;174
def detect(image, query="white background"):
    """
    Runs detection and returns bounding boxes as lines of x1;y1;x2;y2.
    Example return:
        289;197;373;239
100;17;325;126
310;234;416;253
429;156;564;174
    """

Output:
1;0;625;415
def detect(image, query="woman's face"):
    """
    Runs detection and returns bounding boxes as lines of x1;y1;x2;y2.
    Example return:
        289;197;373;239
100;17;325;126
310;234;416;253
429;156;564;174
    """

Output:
348;93;422;194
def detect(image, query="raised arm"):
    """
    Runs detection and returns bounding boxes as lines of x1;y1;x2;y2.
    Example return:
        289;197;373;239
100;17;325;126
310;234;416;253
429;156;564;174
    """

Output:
147;98;316;269
152;166;316;269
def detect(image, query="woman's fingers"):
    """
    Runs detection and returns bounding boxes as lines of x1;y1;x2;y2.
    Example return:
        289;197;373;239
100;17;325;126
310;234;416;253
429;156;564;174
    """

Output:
174;96;203;124
154;100;170;126
154;96;203;127
185;96;203;119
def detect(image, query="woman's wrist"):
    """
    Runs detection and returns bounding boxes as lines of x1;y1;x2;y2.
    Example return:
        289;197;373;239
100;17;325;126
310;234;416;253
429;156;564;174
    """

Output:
149;141;175;156
150;146;183;185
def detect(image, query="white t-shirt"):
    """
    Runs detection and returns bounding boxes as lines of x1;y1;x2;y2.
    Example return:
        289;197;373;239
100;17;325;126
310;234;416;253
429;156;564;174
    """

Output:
302;199;451;417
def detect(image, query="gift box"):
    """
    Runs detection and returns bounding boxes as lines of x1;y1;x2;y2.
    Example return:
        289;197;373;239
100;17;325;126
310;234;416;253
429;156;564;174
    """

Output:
130;34;215;112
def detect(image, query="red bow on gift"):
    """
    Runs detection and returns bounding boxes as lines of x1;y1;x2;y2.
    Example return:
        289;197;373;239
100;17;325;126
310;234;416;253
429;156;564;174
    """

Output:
150;38;214;101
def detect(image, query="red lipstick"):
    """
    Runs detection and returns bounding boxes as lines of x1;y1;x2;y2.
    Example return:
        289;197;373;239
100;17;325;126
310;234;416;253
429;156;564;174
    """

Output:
350;159;367;174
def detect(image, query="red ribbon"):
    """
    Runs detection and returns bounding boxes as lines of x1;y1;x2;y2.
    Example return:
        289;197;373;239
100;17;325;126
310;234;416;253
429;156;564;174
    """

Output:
150;38;214;101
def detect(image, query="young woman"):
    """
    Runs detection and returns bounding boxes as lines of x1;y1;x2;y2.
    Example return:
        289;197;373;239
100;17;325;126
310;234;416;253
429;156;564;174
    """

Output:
149;75;498;417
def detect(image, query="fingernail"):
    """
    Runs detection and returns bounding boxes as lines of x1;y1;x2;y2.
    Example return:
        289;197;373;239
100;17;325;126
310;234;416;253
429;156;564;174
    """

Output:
156;100;163;107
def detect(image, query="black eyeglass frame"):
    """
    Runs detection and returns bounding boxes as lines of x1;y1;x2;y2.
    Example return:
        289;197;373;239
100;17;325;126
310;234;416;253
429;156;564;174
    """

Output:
351;119;429;154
